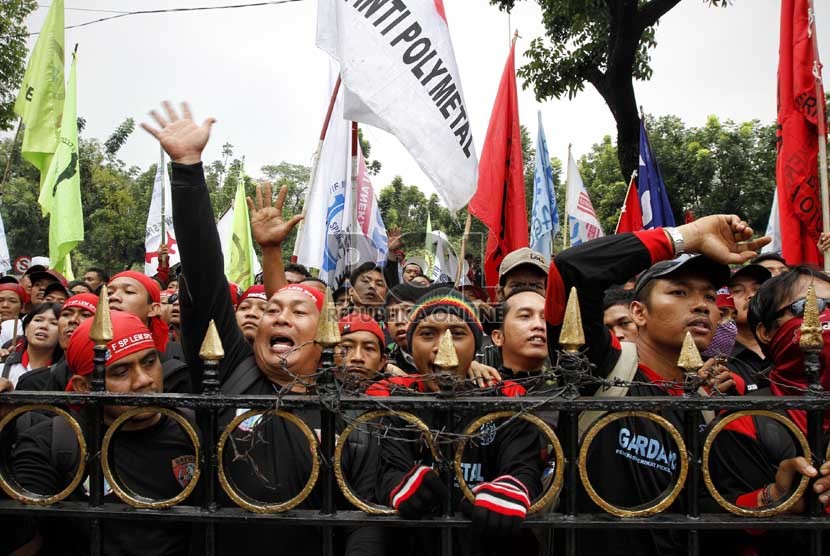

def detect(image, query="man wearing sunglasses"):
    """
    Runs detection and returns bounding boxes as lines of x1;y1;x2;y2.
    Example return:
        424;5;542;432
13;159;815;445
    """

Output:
706;266;830;554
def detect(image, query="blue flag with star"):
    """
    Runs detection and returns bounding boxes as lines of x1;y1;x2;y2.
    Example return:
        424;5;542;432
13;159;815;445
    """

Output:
530;112;559;256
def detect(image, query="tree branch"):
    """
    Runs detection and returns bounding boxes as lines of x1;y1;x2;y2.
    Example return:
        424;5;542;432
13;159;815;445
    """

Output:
636;0;683;31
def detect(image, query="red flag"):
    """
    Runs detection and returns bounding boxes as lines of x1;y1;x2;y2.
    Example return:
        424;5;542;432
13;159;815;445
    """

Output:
468;41;528;298
615;175;643;234
776;0;825;265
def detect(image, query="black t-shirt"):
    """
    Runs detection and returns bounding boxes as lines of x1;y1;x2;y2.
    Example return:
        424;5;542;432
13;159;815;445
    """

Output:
11;412;199;556
728;341;770;391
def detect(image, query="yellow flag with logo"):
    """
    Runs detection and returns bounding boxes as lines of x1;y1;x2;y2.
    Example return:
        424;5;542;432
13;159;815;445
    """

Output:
225;169;255;290
14;0;65;180
40;53;83;274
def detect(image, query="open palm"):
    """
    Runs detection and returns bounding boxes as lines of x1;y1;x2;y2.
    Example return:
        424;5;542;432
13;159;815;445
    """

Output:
141;101;215;165
248;183;304;248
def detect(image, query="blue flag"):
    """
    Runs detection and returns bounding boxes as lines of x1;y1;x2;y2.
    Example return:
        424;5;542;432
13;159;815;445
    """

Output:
530;112;559;256
638;118;675;228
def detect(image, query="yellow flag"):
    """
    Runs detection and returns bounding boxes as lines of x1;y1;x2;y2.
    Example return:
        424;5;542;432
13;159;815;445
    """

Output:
41;53;83;270
225;168;255;289
14;0;65;181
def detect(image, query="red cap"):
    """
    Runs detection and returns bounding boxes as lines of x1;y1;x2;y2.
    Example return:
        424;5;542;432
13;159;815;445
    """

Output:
716;287;735;310
66;312;155;385
62;293;98;314
239;284;267;305
338;312;385;348
277;284;323;311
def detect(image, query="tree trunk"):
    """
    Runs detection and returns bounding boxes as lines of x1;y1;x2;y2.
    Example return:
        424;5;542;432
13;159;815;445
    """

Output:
596;73;640;182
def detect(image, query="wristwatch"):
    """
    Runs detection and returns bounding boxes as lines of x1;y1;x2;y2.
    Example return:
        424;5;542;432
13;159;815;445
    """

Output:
664;227;685;256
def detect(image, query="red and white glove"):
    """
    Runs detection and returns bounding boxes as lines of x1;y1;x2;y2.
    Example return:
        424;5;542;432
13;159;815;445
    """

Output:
389;465;448;519
470;475;530;537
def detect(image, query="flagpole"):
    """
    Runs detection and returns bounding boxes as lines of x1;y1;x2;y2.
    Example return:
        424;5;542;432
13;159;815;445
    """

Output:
292;76;342;261
564;144;572;249
455;211;472;286
808;0;830;270
158;144;169;270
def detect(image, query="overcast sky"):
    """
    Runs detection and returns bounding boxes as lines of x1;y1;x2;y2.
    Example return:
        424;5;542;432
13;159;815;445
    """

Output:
15;0;830;203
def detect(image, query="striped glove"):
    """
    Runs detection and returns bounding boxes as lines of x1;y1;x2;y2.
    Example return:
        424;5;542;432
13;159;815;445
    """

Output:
470;475;530;537
389;465;448;519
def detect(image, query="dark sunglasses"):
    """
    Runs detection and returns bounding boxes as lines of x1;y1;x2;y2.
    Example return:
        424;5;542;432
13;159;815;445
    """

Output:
165;293;179;304
774;297;830;319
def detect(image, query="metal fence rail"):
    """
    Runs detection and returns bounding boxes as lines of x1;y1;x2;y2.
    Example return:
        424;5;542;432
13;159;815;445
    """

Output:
1;388;828;556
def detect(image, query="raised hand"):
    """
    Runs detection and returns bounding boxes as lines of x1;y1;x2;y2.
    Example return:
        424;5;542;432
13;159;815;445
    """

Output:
248;183;304;249
677;215;771;265
141;101;215;165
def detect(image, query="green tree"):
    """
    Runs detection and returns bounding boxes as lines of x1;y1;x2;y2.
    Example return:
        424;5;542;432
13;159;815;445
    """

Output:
0;0;37;131
489;0;729;179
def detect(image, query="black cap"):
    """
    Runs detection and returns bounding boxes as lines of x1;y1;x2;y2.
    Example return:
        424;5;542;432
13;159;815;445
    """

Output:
0;276;19;285
634;254;730;298
728;263;772;286
43;281;70;298
22;264;47;277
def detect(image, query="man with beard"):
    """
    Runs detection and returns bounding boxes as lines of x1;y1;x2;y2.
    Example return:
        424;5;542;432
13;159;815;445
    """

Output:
9;312;199;556
544;215;769;556
143;101;383;556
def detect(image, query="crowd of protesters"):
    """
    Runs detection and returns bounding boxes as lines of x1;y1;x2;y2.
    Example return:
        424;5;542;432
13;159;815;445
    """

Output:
0;102;828;556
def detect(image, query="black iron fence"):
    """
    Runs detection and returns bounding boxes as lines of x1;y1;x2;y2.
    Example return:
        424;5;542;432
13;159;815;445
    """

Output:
1;381;829;556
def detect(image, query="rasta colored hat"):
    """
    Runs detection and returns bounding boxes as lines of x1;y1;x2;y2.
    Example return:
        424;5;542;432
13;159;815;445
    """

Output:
62;293;98;314
239;284;268;306
339;312;385;350
109;270;168;353
406;287;483;352
66;312;156;388
277;283;324;311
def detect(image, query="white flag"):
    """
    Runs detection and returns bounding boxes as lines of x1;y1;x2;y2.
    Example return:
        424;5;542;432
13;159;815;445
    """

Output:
317;0;477;211
217;208;262;281
565;152;603;246
144;152;180;276
0;211;11;274
427;229;468;285
761;188;781;254
294;83;351;278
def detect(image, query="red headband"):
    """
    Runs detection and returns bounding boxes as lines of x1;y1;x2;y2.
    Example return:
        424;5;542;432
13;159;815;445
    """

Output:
0;283;26;303
66;312;156;385
62;293;98;314
277;284;324;310
111;271;161;303
239;284;267;305
110;271;168;353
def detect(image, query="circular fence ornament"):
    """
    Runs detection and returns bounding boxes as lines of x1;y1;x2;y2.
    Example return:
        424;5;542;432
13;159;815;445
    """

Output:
579;411;688;518
454;411;564;515
102;406;201;509
334;410;439;515
702;410;811;517
217;408;319;513
0;405;87;505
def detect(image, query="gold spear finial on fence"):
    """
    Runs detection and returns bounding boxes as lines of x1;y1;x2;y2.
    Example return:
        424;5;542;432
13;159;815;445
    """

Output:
434;329;459;370
560;287;585;352
799;284;822;351
315;287;341;347
89;288;113;346
677;331;704;372
199;320;225;361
